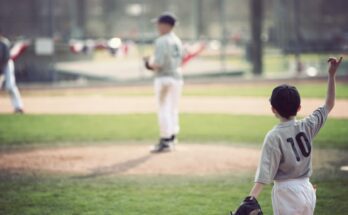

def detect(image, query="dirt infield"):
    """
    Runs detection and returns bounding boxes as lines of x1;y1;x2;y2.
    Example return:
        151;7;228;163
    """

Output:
0;95;347;118
0;144;260;176
0;144;345;176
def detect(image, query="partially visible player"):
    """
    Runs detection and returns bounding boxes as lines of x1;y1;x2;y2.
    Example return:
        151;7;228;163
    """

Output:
0;30;24;114
143;12;183;153
231;57;342;215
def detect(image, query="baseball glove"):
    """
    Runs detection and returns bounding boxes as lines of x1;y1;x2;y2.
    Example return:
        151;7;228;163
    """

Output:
143;57;154;71
230;196;263;215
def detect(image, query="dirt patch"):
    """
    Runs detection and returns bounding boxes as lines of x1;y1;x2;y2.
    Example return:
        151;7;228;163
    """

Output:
1;95;347;118
0;144;346;177
0;144;261;176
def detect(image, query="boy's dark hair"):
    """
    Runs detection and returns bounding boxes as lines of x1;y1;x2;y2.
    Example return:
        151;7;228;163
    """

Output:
151;12;177;27
270;84;301;119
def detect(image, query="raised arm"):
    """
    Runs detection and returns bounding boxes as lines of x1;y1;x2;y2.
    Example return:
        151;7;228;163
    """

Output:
326;57;342;112
10;40;30;61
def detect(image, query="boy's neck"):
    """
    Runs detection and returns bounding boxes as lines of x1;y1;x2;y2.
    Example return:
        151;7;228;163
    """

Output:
279;116;295;122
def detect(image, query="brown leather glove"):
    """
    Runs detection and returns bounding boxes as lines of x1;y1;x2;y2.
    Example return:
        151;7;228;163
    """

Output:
143;57;154;71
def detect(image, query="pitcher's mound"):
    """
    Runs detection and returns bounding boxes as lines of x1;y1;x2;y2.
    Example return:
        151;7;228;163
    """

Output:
0;144;260;176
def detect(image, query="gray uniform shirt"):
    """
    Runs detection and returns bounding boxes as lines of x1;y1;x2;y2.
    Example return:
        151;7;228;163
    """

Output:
153;32;183;79
255;105;329;184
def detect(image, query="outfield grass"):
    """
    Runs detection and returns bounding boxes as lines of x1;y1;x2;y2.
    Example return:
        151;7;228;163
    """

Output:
0;114;347;148
19;82;348;99
183;83;348;99
0;174;347;215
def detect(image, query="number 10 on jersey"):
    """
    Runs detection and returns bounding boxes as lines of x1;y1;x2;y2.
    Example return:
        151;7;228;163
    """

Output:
287;132;311;162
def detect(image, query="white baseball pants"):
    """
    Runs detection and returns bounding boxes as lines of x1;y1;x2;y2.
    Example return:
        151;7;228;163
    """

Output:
2;60;23;110
272;178;316;215
154;77;183;139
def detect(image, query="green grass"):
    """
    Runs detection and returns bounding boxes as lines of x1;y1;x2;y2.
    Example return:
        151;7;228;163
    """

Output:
20;82;348;99
0;174;347;215
0;176;348;215
0;114;347;148
183;83;348;99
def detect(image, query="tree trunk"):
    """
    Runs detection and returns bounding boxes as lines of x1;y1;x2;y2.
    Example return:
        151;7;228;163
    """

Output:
250;0;263;75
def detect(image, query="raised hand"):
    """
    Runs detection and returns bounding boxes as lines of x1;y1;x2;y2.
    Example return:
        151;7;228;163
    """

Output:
328;57;343;76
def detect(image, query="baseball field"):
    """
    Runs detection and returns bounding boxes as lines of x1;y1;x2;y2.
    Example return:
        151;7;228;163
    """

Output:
0;81;347;214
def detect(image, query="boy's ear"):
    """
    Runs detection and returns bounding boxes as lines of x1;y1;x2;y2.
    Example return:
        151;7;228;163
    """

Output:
271;107;280;119
297;105;301;112
271;107;277;114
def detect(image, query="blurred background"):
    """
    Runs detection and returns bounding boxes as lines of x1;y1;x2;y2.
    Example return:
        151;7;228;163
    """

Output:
1;0;348;86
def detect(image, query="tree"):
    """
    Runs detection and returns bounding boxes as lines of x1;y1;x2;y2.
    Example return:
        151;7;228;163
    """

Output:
250;0;263;75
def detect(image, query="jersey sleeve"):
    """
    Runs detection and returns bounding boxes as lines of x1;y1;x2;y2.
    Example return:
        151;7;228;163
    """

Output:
302;105;329;139
154;39;166;66
254;133;282;184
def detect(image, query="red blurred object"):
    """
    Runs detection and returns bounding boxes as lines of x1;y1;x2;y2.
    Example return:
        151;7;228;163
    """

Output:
94;41;107;50
10;41;30;61
182;42;206;66
69;40;85;54
122;43;129;56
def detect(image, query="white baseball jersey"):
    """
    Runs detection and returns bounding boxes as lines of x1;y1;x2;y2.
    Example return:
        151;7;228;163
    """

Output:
255;105;329;184
153;31;183;80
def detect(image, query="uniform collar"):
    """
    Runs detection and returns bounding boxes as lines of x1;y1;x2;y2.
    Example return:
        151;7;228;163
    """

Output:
164;31;174;36
277;119;296;128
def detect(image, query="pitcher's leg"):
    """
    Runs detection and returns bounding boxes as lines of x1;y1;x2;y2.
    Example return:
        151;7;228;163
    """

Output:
171;79;183;136
154;78;171;139
151;78;174;152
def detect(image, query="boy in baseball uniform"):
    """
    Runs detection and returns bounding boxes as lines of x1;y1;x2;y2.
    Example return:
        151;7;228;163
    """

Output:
241;57;342;215
143;12;183;153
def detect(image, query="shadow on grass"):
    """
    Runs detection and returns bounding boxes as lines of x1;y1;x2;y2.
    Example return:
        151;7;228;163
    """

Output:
73;154;153;179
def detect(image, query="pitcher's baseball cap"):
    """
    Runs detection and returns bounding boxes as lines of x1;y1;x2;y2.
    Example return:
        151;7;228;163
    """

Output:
152;12;177;26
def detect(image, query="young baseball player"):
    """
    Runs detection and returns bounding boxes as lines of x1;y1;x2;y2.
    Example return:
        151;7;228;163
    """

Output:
0;31;24;114
234;57;343;215
143;12;184;153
